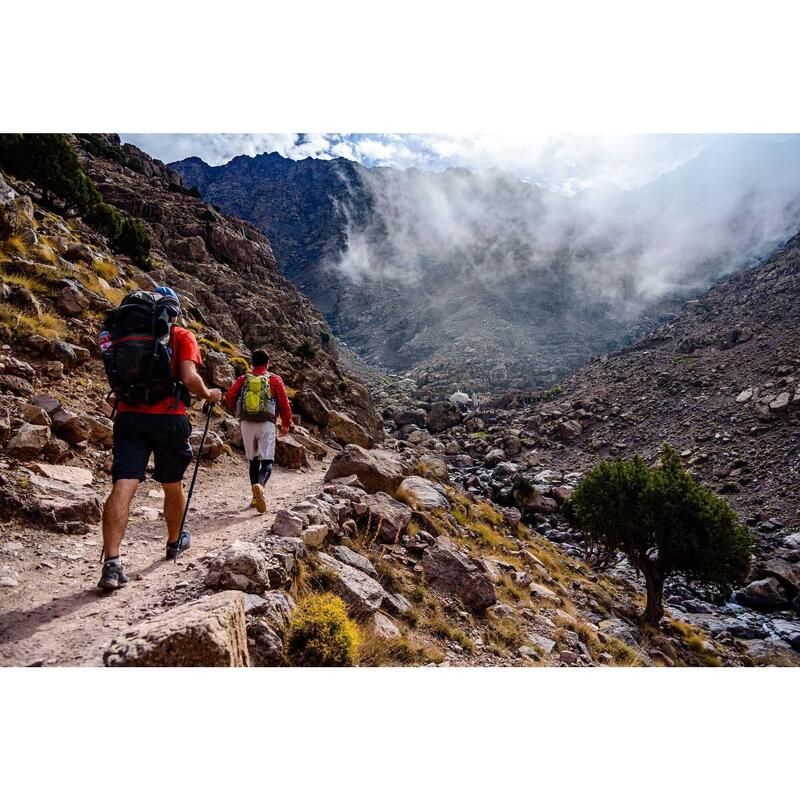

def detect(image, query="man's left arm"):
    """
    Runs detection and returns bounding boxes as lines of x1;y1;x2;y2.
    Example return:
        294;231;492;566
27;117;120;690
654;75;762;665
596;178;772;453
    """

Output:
271;375;292;433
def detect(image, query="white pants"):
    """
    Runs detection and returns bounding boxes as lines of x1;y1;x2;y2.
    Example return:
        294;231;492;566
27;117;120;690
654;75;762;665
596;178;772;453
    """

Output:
240;420;276;461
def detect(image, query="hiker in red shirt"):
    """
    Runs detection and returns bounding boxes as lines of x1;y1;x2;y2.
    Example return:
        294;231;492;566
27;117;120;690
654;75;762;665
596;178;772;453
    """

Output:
98;287;222;591
225;350;292;513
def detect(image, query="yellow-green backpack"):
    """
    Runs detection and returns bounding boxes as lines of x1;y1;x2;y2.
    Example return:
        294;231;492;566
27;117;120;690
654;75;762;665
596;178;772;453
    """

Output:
237;373;274;422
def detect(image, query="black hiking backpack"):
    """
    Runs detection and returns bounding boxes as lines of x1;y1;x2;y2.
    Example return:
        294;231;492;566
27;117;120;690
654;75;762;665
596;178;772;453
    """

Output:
101;291;188;408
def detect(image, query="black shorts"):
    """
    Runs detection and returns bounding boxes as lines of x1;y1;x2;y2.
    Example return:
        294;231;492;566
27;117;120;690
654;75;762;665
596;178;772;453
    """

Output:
112;412;193;484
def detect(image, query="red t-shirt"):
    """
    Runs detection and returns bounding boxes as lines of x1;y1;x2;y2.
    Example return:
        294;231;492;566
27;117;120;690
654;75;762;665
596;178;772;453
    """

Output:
117;326;202;415
225;366;292;430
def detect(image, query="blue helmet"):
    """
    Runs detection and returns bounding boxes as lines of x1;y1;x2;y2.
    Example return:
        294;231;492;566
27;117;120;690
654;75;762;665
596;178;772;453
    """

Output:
153;286;181;318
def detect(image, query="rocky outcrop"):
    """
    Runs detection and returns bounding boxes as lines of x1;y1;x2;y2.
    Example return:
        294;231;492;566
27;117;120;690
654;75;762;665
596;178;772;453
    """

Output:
324;445;405;494
104;591;250;667
316;551;386;616
422;536;496;611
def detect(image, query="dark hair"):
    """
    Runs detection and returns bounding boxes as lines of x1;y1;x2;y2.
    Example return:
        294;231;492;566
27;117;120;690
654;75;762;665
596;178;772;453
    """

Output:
251;349;270;367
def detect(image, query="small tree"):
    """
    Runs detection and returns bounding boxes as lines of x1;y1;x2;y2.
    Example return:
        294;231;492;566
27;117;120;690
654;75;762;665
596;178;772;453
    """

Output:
0;133;100;213
564;444;752;624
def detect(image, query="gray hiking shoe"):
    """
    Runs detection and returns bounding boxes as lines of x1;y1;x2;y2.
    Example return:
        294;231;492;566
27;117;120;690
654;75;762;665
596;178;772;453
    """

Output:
98;560;129;591
166;530;190;561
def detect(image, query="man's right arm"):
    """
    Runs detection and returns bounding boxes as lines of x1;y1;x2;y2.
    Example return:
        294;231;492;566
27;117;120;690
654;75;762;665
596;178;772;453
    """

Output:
179;360;222;403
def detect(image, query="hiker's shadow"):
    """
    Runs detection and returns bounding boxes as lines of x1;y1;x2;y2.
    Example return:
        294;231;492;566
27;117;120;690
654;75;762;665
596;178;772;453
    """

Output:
0;556;170;650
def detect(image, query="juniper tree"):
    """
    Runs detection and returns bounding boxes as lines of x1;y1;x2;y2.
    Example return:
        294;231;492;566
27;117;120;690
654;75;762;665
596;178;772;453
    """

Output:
564;444;752;624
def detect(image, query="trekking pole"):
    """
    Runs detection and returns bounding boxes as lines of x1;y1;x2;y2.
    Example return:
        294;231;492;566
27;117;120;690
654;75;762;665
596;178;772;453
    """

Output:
174;401;214;563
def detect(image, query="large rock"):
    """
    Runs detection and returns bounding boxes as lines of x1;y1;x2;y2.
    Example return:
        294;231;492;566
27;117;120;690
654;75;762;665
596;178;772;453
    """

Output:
330;545;378;578
427;401;461;433
104;591;250;667
274;434;308;469
31;463;93;486
85;415;114;447
358;492;412;544
295;390;330;427
204;540;274;593
0;373;34;398
316;551;386;616
421;536;496;611
272;509;305;538
397;476;450;512
324;445;405;494
205;350;235;390
0;172;34;238
55;281;90;317
190;430;225;460
734;577;788;609
761;559;800;596
7;423;50;459
557;419;582;439
51;408;92;445
18;472;101;525
327;409;374;448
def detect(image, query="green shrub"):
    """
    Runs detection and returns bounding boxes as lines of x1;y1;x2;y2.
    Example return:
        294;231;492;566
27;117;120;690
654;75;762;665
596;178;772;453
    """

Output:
564;444;752;624
287;593;360;666
113;217;150;266
0;133;100;213
85;202;124;240
230;356;249;377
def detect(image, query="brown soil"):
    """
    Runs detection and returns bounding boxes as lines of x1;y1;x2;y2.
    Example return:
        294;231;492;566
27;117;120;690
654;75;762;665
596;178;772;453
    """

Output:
0;454;329;666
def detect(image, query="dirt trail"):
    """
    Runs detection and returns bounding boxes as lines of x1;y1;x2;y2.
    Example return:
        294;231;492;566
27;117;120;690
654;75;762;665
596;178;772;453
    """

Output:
0;454;328;666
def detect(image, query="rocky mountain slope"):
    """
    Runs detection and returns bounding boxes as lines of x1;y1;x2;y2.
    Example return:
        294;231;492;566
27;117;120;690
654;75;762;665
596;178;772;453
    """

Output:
1;134;797;667
171;139;800;394
368;231;800;662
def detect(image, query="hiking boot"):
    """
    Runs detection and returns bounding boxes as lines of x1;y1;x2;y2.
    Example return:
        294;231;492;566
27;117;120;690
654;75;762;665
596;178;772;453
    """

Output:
98;560;129;592
252;483;267;514
166;530;190;561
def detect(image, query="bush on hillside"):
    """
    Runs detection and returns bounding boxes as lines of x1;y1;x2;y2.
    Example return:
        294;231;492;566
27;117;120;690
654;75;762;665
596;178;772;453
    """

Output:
113;217;151;266
563;443;752;624
287;593;360;666
0;133;100;213
0;134;151;265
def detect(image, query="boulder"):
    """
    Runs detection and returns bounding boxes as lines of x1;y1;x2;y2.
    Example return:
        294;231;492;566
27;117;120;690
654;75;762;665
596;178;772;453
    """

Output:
221;417;244;449
367;611;402;640
31;463;93;486
324;445;405;494
274;434;308;469
104;591;250;667
359;492;412;544
22;403;52;426
84;416;114;447
290;430;327;458
190;430;225;460
55;281;90;317
421;536;496;611
733;577;788;610
272;509;305;538
397;476;450;512
417;454;448;482
7;423;50;459
25;472;101;525
204;540;274;593
427;401;461;433
557;419;582;439
51;409;92;445
394;408;428;427
762;559;800;595
62;242;94;264
772;619;800;651
0;173;34;238
295;390;330;427
735;388;753;403
49;340;79;368
0;373;34;398
330;545;378;578
316;552;386;616
246;619;285;666
327;409;374;448
205;350;235;390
